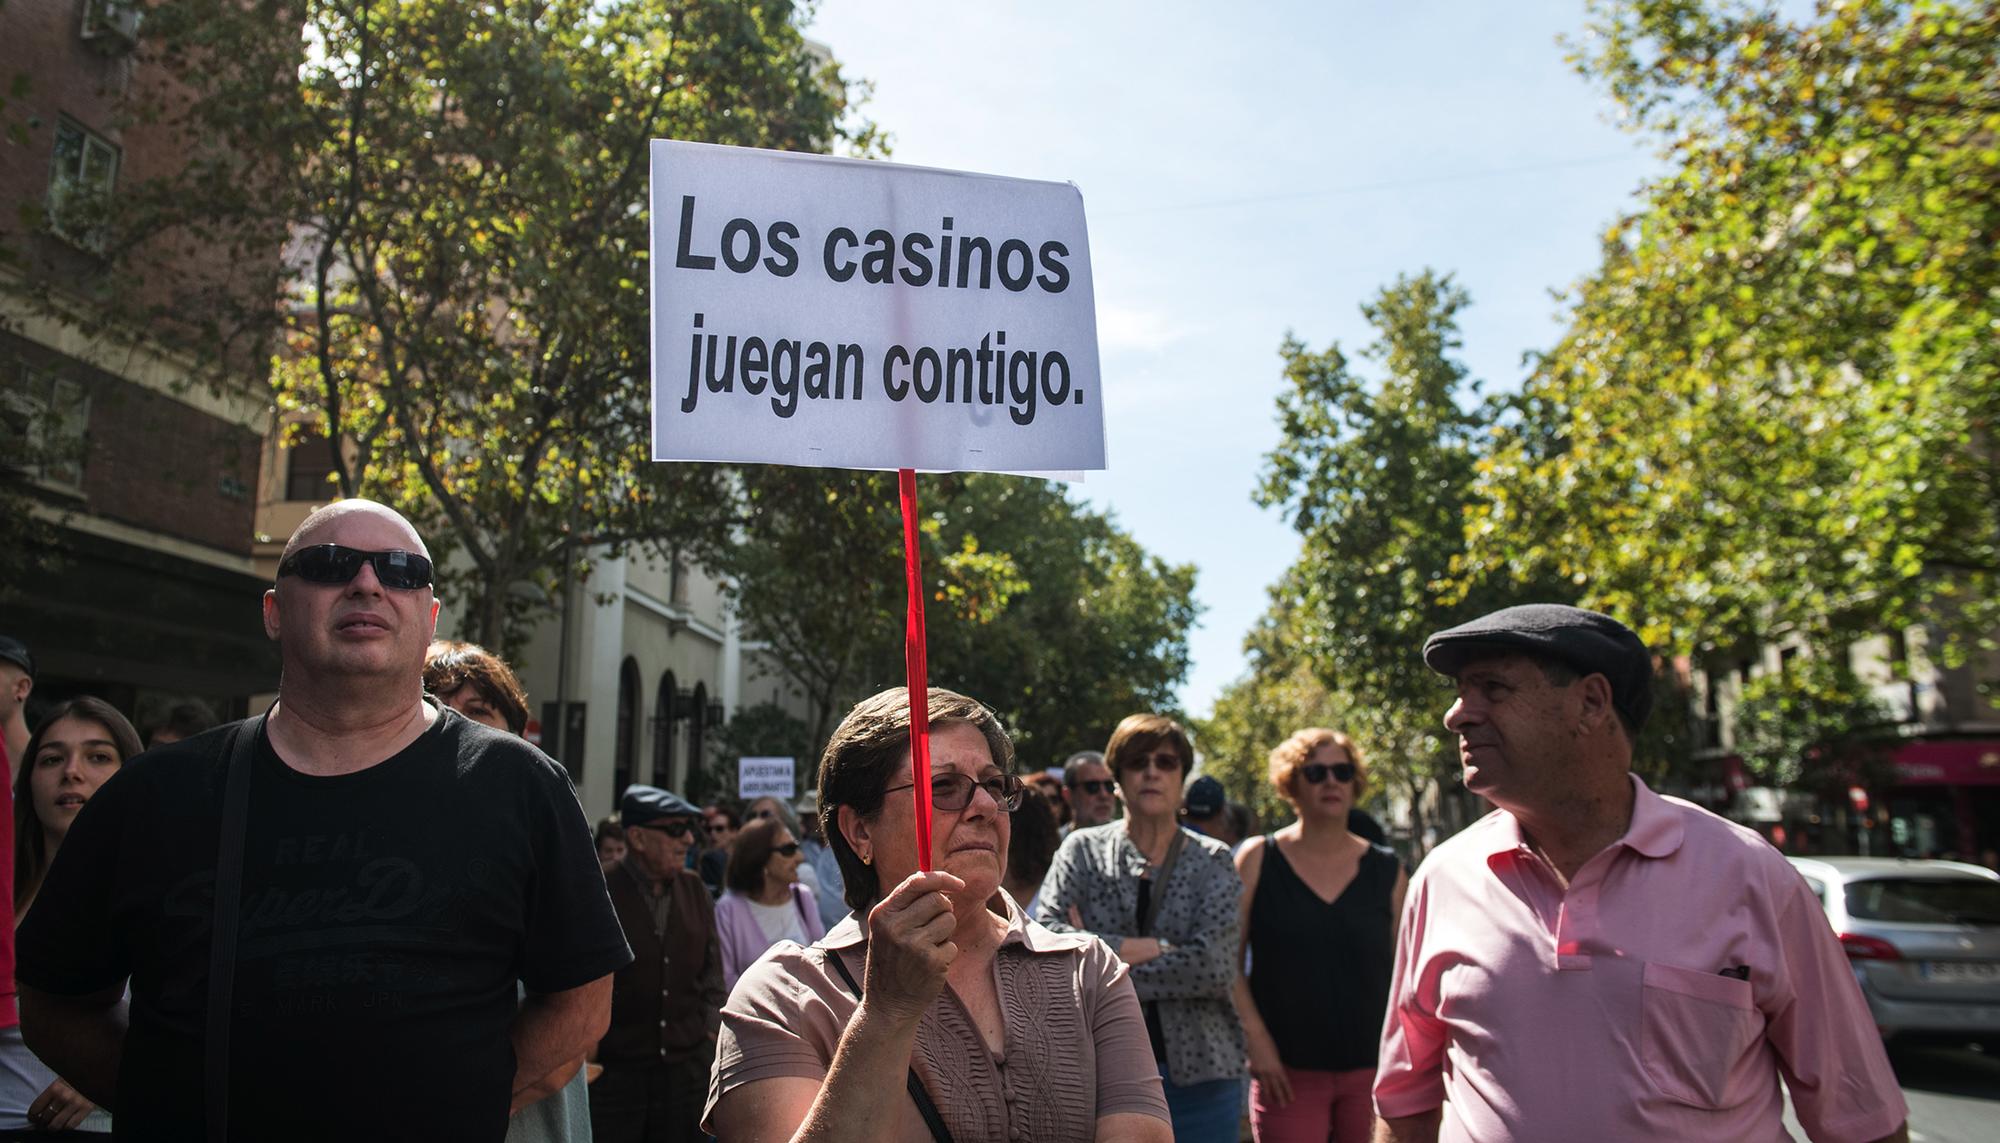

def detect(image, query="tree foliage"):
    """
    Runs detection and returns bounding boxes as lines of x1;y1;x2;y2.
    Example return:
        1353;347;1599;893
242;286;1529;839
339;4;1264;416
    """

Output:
27;0;873;655
700;469;1199;768
1194;584;1350;828
1733;650;1896;789
701;698;816;802
1469;0;2000;669
1249;272;1561;849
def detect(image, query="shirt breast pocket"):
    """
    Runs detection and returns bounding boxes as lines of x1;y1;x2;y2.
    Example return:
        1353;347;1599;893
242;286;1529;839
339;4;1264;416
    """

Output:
1639;961;1764;1109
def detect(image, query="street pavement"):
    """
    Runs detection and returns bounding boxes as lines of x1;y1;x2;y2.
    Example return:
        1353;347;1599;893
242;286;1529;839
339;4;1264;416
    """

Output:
1784;1040;2000;1143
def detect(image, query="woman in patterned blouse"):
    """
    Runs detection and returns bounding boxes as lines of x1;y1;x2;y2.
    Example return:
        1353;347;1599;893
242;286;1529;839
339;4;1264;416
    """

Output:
1035;713;1250;1143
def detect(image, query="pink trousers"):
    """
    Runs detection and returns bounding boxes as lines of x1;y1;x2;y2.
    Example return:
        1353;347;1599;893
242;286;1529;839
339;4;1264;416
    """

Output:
1249;1066;1377;1143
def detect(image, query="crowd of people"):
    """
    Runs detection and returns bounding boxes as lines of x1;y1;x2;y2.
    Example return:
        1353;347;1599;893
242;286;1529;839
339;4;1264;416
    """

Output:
0;500;1914;1143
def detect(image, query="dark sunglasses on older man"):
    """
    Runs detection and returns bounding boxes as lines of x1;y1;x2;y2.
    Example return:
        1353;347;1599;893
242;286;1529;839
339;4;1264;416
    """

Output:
1072;779;1117;796
1301;761;1357;785
1121;750;1183;774
278;544;434;590
630;819;697;839
885;772;1026;812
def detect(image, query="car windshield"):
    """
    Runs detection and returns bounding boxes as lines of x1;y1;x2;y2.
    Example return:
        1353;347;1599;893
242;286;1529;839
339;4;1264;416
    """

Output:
1844;877;2000;925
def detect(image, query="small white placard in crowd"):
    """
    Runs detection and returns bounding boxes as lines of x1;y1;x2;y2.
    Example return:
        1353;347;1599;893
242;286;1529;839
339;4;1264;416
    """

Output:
738;755;797;800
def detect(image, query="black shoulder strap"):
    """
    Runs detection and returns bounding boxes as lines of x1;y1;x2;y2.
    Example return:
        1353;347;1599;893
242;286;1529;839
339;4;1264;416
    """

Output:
1139;827;1189;936
823;948;955;1143
205;714;262;1143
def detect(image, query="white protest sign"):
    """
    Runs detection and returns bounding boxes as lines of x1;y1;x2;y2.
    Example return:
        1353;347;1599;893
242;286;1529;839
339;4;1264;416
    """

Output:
650;140;1104;474
737;755;796;800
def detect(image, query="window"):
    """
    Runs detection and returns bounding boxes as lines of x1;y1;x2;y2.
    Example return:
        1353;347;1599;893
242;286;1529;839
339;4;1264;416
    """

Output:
1;360;90;489
48;117;121;251
284;429;339;501
614;658;641;799
80;0;142;51
1845;877;2000;924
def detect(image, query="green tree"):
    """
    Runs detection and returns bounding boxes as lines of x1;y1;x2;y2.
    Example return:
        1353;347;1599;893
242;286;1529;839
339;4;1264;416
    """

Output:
925;474;1200;771
25;0;873;655
697;467;1028;751
1733;650;1896;790
701;470;1199;765
1255;271;1571;852
1470;0;2000;672
1194;585;1350;828
703;699;816;803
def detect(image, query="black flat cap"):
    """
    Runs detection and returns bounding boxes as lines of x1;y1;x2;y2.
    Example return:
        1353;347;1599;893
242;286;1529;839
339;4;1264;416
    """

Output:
0;636;32;679
1423;604;1653;731
620;784;700;827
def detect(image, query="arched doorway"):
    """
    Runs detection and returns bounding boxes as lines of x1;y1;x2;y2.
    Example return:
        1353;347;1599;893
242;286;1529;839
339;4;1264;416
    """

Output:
651;671;677;788
614;657;641;798
688;681;709;792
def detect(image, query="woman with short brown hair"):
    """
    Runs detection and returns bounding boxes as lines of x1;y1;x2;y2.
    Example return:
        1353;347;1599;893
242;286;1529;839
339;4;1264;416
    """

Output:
1034;713;1247;1143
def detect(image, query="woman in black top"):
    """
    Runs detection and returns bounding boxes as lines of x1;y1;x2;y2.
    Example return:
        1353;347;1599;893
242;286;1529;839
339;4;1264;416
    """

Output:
1233;728;1407;1143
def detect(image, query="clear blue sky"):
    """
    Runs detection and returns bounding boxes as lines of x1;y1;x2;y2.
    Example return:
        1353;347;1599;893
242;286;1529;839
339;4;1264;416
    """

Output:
805;0;1662;717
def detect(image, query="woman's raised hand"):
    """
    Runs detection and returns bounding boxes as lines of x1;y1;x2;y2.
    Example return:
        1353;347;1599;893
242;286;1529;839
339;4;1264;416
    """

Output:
862;870;967;1021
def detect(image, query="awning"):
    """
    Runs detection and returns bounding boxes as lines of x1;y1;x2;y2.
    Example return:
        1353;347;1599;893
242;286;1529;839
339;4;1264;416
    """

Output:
1892;740;2000;787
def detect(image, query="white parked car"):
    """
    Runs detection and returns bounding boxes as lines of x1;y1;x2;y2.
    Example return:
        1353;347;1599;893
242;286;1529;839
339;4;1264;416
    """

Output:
1787;856;2000;1047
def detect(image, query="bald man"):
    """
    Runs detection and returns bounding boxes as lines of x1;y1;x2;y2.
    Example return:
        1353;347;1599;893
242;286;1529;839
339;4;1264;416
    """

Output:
17;500;632;1142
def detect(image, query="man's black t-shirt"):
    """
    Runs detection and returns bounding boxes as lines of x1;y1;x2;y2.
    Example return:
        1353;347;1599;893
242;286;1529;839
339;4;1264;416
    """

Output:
16;707;633;1143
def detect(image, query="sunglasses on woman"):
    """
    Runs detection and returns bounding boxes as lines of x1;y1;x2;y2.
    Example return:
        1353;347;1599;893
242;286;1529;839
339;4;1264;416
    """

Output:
772;842;801;857
885;772;1026;812
1120;750;1183;774
1301;761;1357;785
278;544;435;590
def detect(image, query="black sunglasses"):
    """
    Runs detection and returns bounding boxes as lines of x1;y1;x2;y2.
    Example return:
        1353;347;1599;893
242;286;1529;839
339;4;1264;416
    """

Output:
772;841;801;857
1072;779;1116;796
885;772;1026;812
631;819;697;839
1121;750;1183;774
1301;761;1357;785
278;544;434;591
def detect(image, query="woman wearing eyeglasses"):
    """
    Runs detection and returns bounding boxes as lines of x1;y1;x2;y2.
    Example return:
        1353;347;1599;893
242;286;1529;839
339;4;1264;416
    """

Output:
1033;713;1247;1143
713;817;826;991
704;687;1171;1143
1234;729;1406;1143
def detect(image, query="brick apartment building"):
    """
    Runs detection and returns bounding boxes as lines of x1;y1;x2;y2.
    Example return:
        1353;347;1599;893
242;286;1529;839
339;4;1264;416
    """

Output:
1;1;280;733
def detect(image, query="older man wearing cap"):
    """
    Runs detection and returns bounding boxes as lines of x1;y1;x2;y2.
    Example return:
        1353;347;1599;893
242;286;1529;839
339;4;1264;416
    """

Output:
1371;604;1907;1143
594;784;726;1143
15;499;631;1142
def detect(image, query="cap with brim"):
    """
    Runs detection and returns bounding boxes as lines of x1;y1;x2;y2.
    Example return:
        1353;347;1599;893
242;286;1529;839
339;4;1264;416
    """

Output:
1422;603;1653;731
1183;775;1226;817
620;784;701;828
0;636;32;679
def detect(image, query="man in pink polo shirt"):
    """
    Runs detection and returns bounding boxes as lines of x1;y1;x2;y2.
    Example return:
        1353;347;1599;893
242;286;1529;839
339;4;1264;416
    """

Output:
1373;605;1908;1143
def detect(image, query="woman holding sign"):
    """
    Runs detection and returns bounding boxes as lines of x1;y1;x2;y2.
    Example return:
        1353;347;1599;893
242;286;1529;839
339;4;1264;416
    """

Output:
703;686;1171;1142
